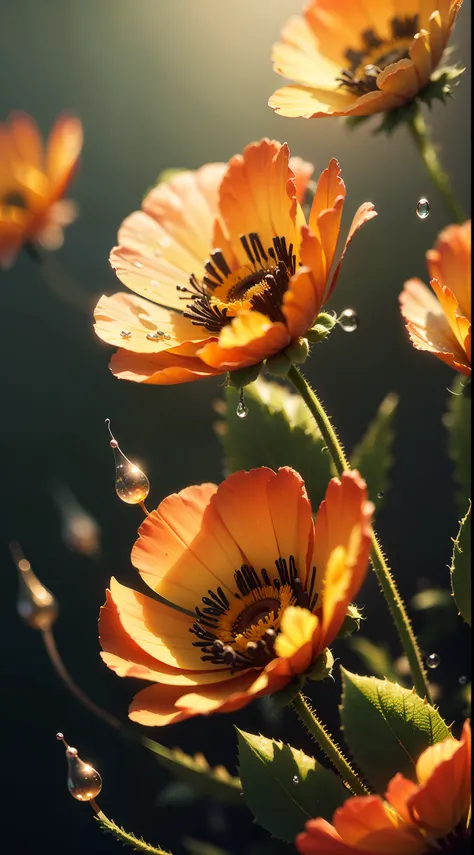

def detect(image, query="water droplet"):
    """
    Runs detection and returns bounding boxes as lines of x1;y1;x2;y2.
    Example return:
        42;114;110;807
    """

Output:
338;308;360;332
426;653;440;669
120;331;131;339
236;390;249;419
10;541;58;631
416;198;430;219
459;675;467;685
105;419;150;505
377;491;385;499
292;775;300;785
133;261;143;269
57;733;102;801
364;64;380;77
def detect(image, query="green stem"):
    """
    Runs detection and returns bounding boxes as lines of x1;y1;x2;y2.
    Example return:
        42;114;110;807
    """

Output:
292;694;368;795
287;365;431;702
407;108;465;224
91;804;172;854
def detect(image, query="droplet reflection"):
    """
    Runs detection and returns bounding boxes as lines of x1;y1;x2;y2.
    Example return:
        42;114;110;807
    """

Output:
105;419;150;505
56;733;103;801
416;198;430;219
337;309;360;332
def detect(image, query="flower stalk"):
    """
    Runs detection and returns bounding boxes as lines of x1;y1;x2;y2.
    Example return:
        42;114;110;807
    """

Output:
90;801;172;854
292;693;368;796
287;364;432;701
407;108;465;224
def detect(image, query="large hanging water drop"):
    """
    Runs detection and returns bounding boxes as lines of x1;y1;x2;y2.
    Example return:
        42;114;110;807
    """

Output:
10;541;58;631
56;733;102;801
236;389;249;419
337;309;360;332
416;198;430;219
105;419;150;505
426;653;440;669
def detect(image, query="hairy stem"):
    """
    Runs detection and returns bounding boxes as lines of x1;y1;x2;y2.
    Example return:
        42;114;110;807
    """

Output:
90;801;172;854
292;694;368;795
287;365;431;701
407;108;465;224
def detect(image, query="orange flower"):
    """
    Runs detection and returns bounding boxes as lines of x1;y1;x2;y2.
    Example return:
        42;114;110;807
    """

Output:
399;220;471;376
99;467;373;726
0;112;83;269
269;1;463;119
296;720;471;854
94;139;376;384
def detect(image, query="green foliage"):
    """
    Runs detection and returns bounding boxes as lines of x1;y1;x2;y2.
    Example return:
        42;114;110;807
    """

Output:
348;637;399;683
340;670;451;792
183;841;231;855
444;376;471;515
214;378;334;510
236;730;347;843
350;393;398;507
450;502;471;626
142;738;242;805
95;812;172;854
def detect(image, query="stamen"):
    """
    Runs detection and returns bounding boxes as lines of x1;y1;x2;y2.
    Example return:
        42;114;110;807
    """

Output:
338;15;420;96
210;249;231;278
240;234;255;266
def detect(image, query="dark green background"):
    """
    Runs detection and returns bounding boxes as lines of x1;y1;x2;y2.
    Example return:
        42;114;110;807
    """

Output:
0;1;471;853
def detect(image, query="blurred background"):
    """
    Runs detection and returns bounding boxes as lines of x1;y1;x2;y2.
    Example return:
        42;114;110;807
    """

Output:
0;1;471;852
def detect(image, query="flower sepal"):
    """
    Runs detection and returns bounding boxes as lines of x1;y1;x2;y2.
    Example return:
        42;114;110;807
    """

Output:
336;604;363;640
265;351;293;377
418;63;465;109
306;313;336;344
266;675;306;712
227;362;263;389
305;648;334;682
286;337;310;365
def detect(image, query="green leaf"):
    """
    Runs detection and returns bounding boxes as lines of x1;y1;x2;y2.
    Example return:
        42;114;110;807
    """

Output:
340;670;451;792
237;730;348;843
348;637;399;683
350;393;398;507
444;376;471;515
214;377;334;510
450;502;471;626
142;738;242;805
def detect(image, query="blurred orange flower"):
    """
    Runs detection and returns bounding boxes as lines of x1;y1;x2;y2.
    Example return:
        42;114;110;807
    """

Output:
399;220;471;376
269;1;463;119
94;139;376;384
0;112;83;269
297;719;471;854
99;467;373;726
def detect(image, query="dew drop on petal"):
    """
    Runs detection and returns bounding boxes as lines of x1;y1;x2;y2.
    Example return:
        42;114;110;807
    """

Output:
426;653;440;669
416;198;430;219
338;308;360;332
120;331;132;339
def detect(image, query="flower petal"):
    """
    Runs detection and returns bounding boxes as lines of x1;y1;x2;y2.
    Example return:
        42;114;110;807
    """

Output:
274;606;319;674
197;311;289;371
106;577;207;671
312;471;373;647
99;589;230;685
283;266;325;339
131;483;244;610
108;348;222;384
426;220;471;320
385;773;419;824
266;466;314;575
94;292;207;353
46;114;83;200
217;139;298;265
377;59;420;101
8;111;43;170
269;85;402;119
409;721;471;838
289;155;315;205
212;468;281;572
326;202;377;301
128;670;261;726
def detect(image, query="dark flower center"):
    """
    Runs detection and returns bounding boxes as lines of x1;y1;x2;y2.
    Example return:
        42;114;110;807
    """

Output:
180;232;297;333
1;190;28;210
337;15;419;96
189;556;318;672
